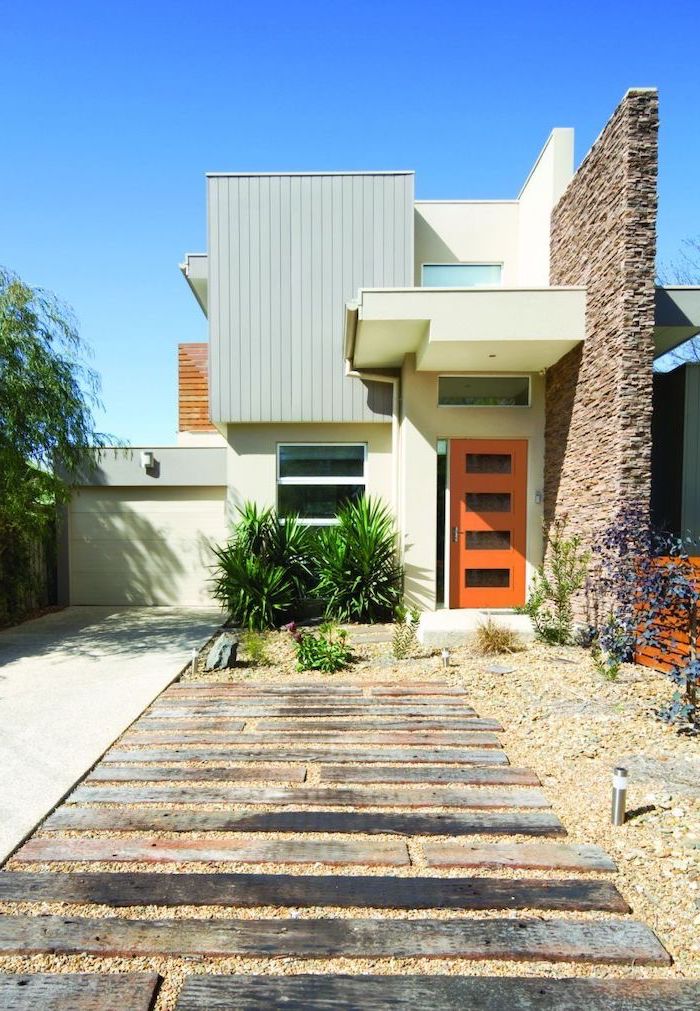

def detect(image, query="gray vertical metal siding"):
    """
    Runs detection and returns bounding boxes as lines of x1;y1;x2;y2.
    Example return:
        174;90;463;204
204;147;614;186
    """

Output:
207;171;414;423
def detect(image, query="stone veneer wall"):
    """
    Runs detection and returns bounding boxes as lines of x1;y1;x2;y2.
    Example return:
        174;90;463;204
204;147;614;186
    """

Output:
545;89;659;613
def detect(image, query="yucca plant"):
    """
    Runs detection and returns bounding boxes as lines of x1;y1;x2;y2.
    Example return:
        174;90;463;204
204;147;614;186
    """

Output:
211;503;315;629
314;497;403;623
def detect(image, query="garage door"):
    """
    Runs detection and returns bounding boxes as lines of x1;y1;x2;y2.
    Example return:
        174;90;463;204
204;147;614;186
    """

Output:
69;486;228;606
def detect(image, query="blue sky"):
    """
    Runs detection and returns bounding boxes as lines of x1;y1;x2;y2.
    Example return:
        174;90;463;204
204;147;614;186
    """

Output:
2;0;698;444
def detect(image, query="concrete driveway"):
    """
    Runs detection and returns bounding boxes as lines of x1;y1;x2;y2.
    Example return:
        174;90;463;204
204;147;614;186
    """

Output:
0;606;222;863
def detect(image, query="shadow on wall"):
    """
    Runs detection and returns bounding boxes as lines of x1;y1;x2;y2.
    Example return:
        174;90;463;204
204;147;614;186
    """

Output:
414;213;461;278
402;552;434;611
363;379;394;416
73;503;185;605
543;343;582;542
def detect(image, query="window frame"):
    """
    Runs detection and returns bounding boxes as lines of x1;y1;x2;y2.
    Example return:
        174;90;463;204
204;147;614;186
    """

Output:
421;262;503;288
276;442;368;526
437;374;531;409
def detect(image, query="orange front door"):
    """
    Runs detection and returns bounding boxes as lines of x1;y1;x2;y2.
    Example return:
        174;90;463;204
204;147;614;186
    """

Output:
449;439;527;608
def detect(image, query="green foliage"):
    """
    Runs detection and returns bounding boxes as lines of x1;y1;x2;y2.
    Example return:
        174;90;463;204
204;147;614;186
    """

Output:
0;267;111;623
240;630;270;665
0;268;108;528
314;497;403;623
211;504;315;630
293;622;351;673
475;618;523;655
392;605;420;659
591;612;625;680
519;517;590;646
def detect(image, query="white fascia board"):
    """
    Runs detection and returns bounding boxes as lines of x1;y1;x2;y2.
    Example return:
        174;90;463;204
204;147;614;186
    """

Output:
350;287;586;371
180;253;208;316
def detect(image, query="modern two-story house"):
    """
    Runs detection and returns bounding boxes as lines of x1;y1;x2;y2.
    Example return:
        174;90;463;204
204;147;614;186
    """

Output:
60;88;700;621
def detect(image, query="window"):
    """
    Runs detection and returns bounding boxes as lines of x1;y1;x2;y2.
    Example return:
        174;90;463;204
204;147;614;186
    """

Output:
422;263;502;287
438;376;530;407
277;444;366;524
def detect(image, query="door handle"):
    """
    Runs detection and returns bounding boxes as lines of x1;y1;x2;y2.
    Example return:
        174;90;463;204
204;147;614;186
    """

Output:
452;526;460;543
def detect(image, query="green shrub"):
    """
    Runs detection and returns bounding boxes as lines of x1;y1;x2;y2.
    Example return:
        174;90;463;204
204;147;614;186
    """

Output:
240;630;270;665
211;503;314;630
314;497;403;623
293;622;351;673
392;605;420;659
518;517;590;646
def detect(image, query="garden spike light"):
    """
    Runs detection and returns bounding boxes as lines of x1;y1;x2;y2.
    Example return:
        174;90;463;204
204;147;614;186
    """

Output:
611;766;628;826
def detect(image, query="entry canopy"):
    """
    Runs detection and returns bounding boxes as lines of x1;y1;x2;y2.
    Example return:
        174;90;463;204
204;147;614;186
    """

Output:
345;287;586;372
654;287;700;358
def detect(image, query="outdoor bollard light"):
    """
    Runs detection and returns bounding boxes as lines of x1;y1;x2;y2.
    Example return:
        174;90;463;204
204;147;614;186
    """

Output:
441;647;450;669
611;766;628;826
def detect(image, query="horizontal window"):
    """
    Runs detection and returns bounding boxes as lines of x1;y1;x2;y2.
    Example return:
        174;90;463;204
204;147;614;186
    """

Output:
422;263;502;287
438;376;530;407
277;444;366;524
279;444;364;479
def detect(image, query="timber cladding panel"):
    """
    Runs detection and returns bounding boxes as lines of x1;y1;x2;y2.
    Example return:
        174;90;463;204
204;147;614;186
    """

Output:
546;89;658;602
178;342;215;431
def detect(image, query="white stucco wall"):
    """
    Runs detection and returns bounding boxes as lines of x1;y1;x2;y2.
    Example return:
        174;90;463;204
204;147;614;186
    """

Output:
414;202;520;286
176;430;228;447
398;359;545;610
225;423;394;521
516;129;575;286
413;129;574;291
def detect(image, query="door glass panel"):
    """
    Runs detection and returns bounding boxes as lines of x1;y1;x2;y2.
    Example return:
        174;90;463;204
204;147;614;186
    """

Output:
466;492;511;512
466;530;511;551
465;568;510;588
466;453;511;474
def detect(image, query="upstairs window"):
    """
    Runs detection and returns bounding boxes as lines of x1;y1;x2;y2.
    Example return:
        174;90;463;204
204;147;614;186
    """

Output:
422;263;502;287
277;444;366;524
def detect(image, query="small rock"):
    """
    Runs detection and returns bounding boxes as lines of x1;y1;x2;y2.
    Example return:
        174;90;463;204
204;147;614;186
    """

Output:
485;663;516;675
204;632;239;671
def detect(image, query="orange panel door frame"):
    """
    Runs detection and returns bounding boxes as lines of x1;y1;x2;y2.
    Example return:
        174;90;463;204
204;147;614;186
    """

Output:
449;439;528;609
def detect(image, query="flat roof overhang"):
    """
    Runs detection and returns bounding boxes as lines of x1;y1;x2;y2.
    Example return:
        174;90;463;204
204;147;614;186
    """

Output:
345;287;586;372
654;287;700;357
180;253;208;316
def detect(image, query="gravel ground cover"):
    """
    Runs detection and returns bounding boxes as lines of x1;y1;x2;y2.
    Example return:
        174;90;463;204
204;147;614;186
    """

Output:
0;626;697;1009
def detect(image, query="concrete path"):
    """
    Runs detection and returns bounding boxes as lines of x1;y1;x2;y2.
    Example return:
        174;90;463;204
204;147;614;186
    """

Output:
0;606;221;863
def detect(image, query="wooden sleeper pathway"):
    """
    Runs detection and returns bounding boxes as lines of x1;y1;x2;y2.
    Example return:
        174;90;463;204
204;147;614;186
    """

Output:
0;870;626;911
105;746;510;764
0;678;680;1008
86;762;533;786
66;784;549;809
0;973;161;1011
0;915;671;963
175;975;700;1011
44;806;567;836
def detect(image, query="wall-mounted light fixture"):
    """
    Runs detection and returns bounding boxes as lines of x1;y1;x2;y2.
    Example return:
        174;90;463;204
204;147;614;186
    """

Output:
140;450;155;470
